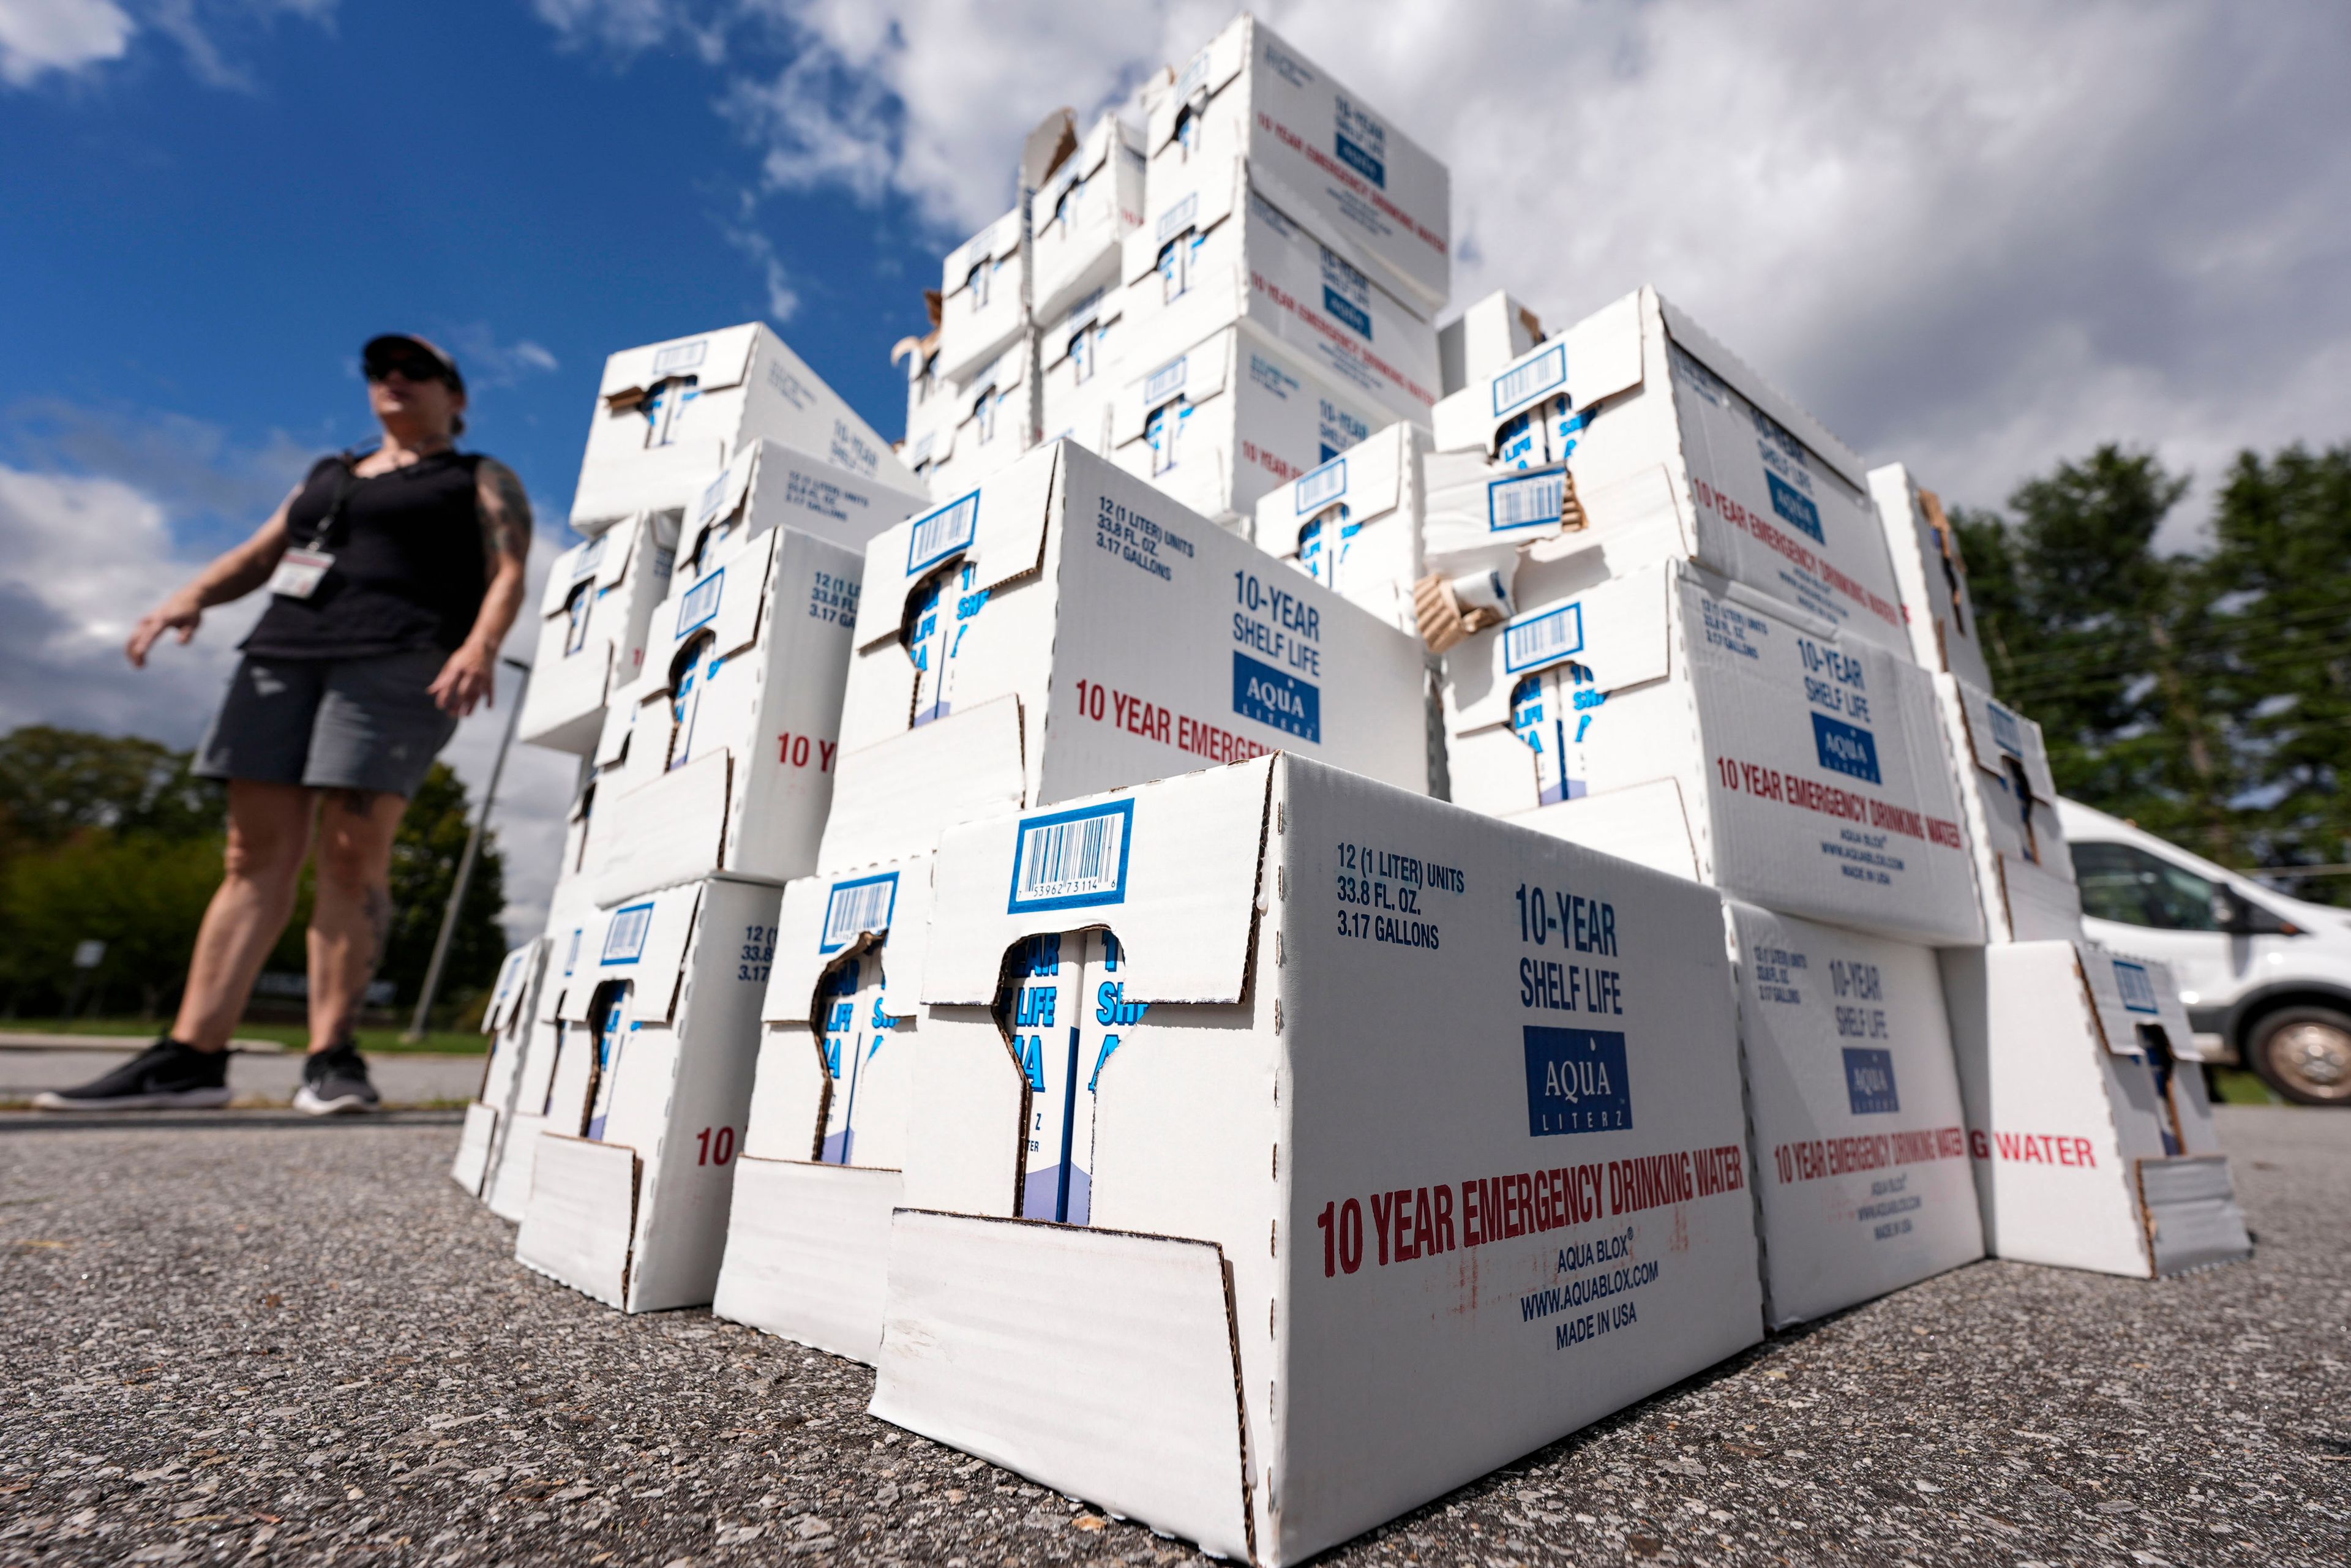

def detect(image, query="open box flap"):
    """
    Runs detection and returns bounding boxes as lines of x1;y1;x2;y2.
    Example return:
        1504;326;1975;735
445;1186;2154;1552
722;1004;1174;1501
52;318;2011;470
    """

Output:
2101;948;2200;1057
514;1135;640;1311
1447;563;1674;735
764;853;938;1026
1112;332;1234;445
856;448;1060;651
923;756;1273;1007
590;751;733;911
870;1210;1252;1565
598;323;760;403
1039;288;1127;373
1144;15;1249;157
555;907;616;1022
1998;853;2086;943
1656;293;1868;492
820;695;1030;870
564;879;706;1025
940;210;1022;296
1033;111;1122;219
542;916;595;1021
661;525;774;667
1124;151;1245;287
688;440;762;541
591;678;645;769
1269;421;1409;529
1430;290;1644;456
486;939;548;1033
540;527;626;618
2074;940;2147;1058
1952;677;2058;803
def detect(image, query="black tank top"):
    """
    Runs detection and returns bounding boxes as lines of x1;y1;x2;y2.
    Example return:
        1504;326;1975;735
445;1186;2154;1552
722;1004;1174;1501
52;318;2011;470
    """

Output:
244;449;491;659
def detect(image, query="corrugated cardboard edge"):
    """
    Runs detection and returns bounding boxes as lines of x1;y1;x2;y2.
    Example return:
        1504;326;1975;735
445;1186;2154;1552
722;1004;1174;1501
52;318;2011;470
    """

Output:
514;1133;643;1310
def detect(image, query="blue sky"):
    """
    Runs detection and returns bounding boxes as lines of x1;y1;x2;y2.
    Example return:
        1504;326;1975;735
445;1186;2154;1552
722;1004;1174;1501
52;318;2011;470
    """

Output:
4;0;2345;937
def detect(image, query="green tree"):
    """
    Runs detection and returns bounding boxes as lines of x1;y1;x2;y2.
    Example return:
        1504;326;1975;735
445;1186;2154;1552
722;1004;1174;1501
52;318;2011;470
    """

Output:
1;832;227;1017
0;726;223;852
2203;443;2351;895
383;761;508;1019
1952;446;2231;857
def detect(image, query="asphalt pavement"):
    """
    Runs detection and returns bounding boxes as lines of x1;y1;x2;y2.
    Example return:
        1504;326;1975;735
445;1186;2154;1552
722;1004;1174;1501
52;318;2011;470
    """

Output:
1;1105;2344;1567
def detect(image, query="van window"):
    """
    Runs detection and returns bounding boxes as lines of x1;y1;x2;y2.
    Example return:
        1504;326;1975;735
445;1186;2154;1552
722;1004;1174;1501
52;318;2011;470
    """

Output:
2071;841;2221;931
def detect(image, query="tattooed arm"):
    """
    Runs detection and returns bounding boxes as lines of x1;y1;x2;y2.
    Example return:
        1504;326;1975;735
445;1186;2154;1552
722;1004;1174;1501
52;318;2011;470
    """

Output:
428;457;534;716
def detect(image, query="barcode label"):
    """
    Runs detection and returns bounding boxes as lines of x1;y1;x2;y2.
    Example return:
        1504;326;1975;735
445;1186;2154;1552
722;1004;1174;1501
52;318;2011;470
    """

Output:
820;873;900;954
602;903;654;964
1491;342;1567;418
1488;468;1564;533
694;467;733;525
571;534;607;578
1503;603;1585;674
1144;356;1188;407
1156;192;1200;246
652;339;708;376
676;568;724;637
1295;456;1348;515
1007;800;1135;912
2112;959;2160;1015
1176;48;1209;100
906;492;980;574
1987;700;2025;759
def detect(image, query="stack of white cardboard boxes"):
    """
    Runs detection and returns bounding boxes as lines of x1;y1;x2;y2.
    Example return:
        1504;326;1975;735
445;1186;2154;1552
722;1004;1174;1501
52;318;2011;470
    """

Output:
440;13;2251;1565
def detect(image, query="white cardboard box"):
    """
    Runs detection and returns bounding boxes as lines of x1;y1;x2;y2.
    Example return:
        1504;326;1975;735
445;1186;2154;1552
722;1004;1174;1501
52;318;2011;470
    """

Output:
1108;321;1385;528
936;211;1029;387
1869;463;1993;689
710;852;937;1362
683;435;929;559
484;916;590;1221
452;937;550;1199
1937;672;2083;942
1030;114;1147;326
515;875;782;1311
517;512;680;755
1146;14;1451;319
1251;422;1430;636
1117;166;1442;426
1941;940;2251;1278
580;522;863;907
820;441;1428;871
868;754;1761;1564
1726;902;1982;1328
1445;560;1985;947
1439;289;1544;397
1428;288;1913;660
923;336;1038;495
571;323;917;530
1038;288;1121;453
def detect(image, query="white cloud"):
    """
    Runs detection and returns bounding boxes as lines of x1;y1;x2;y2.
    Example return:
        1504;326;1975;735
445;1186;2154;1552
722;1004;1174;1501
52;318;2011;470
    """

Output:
536;0;2351;536
434;324;564;389
0;0;135;86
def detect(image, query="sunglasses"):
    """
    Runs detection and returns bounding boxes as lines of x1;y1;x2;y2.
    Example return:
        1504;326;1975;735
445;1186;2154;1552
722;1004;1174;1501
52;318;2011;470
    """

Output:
366;354;448;384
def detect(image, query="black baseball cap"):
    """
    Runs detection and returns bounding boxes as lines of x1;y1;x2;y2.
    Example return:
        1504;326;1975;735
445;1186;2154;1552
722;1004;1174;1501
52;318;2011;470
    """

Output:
362;333;465;391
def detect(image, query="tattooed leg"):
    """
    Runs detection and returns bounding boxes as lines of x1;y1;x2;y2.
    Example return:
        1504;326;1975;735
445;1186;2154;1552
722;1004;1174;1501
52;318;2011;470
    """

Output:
307;789;410;1052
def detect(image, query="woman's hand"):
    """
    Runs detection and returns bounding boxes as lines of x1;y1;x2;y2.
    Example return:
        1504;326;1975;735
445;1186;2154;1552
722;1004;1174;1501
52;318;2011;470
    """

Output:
429;641;499;716
127;590;206;668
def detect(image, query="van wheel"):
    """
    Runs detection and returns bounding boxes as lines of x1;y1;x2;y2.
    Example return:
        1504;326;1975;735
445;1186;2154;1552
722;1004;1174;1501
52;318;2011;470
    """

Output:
2248;1007;2351;1106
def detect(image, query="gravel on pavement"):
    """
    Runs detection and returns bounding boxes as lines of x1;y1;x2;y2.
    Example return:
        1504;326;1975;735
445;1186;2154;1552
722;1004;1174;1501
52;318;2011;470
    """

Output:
1;1105;2344;1567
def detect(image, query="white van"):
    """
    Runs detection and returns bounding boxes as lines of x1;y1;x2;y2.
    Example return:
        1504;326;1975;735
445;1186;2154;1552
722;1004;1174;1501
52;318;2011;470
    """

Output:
2060;797;2351;1105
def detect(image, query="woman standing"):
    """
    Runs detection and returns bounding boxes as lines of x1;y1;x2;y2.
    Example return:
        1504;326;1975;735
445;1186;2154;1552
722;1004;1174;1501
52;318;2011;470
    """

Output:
36;334;532;1115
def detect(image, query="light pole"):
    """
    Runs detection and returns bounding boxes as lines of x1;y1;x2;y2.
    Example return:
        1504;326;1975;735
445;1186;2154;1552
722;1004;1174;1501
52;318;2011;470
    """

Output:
403;656;532;1042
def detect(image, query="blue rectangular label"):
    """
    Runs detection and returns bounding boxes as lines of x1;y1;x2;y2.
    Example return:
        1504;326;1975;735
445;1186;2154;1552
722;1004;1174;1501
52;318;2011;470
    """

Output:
1295;456;1347;515
602;903;654;964
1489;468;1565;533
1007;800;1135;913
1502;602;1584;675
1766;471;1824;543
1842;1047;1900;1115
1811;713;1882;784
1988;700;2027;759
675;568;723;637
906;491;980;575
1321;284;1373;340
1492;342;1568;418
1144;356;1188;406
2112;959;2161;1015
1523;1027;1632;1136
820;872;899;955
1232;652;1321;743
1333;133;1385;189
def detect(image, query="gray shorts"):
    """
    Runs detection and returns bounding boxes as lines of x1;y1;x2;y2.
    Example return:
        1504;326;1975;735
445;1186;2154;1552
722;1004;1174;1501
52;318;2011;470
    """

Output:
195;648;459;799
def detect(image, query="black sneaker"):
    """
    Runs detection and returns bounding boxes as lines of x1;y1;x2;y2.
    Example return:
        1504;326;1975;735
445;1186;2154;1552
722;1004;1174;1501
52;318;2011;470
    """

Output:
32;1038;232;1111
293;1040;380;1116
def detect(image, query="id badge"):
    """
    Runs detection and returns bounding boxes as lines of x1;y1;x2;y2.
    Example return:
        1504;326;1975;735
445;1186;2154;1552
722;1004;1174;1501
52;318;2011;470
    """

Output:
267;547;336;599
